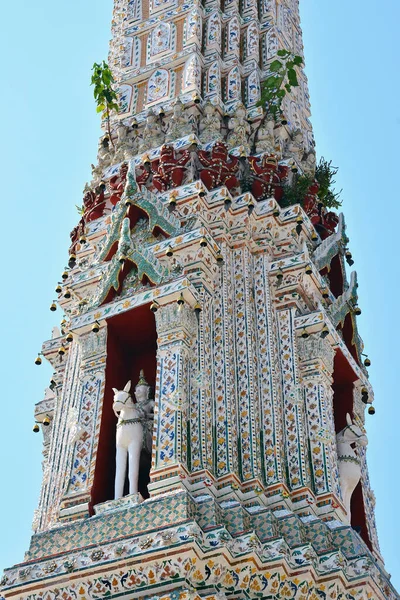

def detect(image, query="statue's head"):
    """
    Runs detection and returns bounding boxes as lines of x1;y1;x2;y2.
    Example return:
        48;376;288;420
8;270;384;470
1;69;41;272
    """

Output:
160;144;174;160
263;154;278;169
117;121;127;136
340;413;368;447
212;141;228;160
293;128;303;142
112;380;134;414
173;97;183;115
134;370;150;404
120;162;129;177
204;101;214;115
235;103;246;118
147;108;156;123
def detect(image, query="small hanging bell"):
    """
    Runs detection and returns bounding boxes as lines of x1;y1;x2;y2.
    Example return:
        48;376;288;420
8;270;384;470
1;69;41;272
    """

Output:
361;387;369;404
276;268;284;282
68;254;76;268
92;321;100;334
42;416;51;427
216;253;224;264
301;328;309;339
150;301;159;313
166;245;174;258
177;293;185;306
66;332;73;343
200;237;207;247
50;302;57;312
354;306;362;316
33;424;40;433
224;197;232;210
320;325;329;339
63;290;71;299
368;406;375;415
79;234;87;245
305;265;312;275
35;355;42;366
322;288;329;299
345;250;354;266
62;270;68;280
364;357;371;367
194;302;202;315
58;345;66;356
168;192;178;211
55;284;62;294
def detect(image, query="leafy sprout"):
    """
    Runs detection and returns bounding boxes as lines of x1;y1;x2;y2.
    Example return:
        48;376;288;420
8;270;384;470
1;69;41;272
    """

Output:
257;49;304;121
281;158;343;210
91;61;119;145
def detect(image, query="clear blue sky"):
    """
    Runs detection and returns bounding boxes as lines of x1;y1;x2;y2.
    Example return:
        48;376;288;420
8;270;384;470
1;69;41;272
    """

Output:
0;0;399;590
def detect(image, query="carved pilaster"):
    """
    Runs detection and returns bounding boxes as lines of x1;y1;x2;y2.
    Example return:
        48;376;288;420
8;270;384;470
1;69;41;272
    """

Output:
297;335;342;502
35;343;82;531
358;445;383;561
59;326;108;521
150;303;198;493
232;246;261;484
254;254;283;487
276;307;309;490
212;245;236;478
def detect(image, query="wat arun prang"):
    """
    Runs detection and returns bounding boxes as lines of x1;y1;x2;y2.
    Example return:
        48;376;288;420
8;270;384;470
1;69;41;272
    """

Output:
1;0;398;599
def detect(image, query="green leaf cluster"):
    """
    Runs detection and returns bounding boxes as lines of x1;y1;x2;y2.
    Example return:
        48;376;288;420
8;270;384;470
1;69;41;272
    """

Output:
257;49;303;121
281;157;343;210
91;61;119;143
315;158;342;209
91;61;119;114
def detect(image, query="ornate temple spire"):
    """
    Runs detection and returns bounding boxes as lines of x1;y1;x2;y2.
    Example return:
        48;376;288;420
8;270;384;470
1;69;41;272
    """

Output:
1;1;398;599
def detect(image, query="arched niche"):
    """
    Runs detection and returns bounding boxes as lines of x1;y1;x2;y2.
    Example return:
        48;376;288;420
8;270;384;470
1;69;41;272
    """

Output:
147;69;170;104
182;54;201;92
118;85;133;114
206;61;220;96
148;22;174;62
326;254;345;298
332;349;372;548
226;66;241;102
90;305;158;512
206;12;221;49
127;0;141;21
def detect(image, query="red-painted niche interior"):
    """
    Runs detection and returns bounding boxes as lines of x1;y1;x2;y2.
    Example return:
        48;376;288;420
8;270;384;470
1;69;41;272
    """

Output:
90;304;157;512
332;349;372;550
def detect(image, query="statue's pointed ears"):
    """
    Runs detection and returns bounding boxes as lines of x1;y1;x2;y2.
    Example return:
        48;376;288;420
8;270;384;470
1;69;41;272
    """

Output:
124;380;132;393
346;413;352;426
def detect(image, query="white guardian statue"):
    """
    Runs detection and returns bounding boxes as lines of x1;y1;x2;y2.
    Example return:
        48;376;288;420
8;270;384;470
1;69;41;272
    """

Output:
112;371;154;499
336;413;368;523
